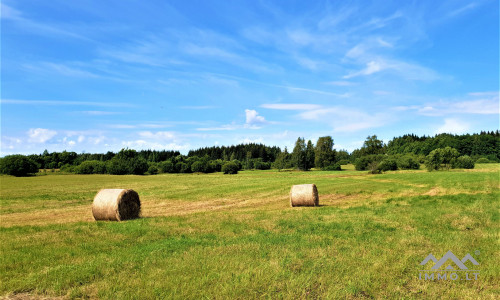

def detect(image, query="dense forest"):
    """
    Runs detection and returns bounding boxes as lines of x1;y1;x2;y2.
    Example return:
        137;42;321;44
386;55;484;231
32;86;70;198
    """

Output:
0;131;498;176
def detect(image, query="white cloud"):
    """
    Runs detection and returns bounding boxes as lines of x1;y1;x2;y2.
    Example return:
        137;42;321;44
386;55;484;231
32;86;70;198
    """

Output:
245;109;267;128
138;131;176;140
239;138;264;144
344;59;440;81
326;81;355;86
27;128;57;143
397;94;499;116
121;140;189;151
1;99;133;107
344;61;383;78
435;118;470;134
261;103;322;110
81;111;123;115
196;125;238;131
298;107;389;132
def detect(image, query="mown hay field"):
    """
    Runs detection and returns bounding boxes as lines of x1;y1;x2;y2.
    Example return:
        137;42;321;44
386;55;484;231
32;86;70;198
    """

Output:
1;164;499;299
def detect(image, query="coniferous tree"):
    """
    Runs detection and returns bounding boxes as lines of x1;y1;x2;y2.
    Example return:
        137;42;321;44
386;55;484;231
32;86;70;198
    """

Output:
306;140;315;170
292;137;307;170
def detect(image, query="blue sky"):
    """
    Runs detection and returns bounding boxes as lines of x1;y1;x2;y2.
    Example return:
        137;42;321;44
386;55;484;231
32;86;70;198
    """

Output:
1;0;498;155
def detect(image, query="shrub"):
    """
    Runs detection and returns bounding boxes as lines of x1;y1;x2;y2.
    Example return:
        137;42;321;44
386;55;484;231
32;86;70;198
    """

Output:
475;157;490;164
453;155;475;169
397;155;420;170
378;158;398;172
178;162;191;173
60;164;76;173
148;164;159;175
106;158;130;175
322;163;341;171
337;159;349;165
158;160;175;173
76;160;106;174
232;160;243;171
425;147;460;171
209;159;223;172
354;155;384;171
191;161;207;173
222;161;239;174
130;157;148;175
254;160;271;170
0;155;39;176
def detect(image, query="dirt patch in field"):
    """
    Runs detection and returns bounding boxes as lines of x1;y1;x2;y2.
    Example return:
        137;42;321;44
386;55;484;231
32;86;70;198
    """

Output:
0;293;66;300
424;187;441;196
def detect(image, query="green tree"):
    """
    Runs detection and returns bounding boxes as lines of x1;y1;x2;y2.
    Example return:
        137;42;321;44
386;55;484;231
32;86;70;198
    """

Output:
425;147;460;171
306;140;315;170
314;136;336;169
0;155;39;176
362;135;385;155
222;161;239;174
292;137;307;170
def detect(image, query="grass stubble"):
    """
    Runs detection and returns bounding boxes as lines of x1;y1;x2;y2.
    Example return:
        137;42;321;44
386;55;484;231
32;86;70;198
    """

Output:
0;164;498;299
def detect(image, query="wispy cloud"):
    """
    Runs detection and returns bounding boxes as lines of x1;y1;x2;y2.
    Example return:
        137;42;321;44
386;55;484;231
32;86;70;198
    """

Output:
395;93;499;116
344;59;440;81
1;3;93;41
325;81;356;86
180;106;216;110
81;111;124;116
261;103;322;110
447;3;477;18
1;99;133;108
298;106;390;132
196;125;239;131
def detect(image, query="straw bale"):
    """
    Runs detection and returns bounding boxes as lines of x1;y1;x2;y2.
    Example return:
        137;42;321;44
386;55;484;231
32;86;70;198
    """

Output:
290;184;319;207
92;189;141;221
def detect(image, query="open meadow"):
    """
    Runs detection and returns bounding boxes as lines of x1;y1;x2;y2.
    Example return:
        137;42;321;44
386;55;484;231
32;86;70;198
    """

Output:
1;164;499;299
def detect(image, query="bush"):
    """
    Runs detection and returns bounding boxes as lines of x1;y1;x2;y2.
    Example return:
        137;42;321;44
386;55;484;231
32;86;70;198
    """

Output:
159;160;175;173
130;157;148;175
178;162;191;173
106;158;130;175
397;155;420;170
453;155;475;169
210;159;223;172
425;147;460;171
378;158;398;172
354;155;384;171
191;161;207;173
0;155;39;176
148;164;159;175
254;160;271;170
322;163;341;171
337;159;349;165
222;161;239;174
232;160;243;171
76;160;106;174
60;164;76;173
475;157;491;164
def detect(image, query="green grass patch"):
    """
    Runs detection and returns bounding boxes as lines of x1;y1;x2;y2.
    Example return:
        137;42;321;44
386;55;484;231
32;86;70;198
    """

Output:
1;165;499;299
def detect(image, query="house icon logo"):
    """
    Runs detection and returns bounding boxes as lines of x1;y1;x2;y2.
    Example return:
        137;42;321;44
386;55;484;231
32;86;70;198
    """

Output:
418;250;480;281
420;250;479;270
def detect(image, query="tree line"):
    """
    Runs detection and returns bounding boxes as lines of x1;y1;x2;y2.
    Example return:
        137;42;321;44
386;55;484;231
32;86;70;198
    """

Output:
0;131;498;176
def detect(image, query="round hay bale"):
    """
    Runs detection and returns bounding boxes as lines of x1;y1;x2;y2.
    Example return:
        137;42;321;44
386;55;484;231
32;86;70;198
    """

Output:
92;189;141;221
290;184;319;207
